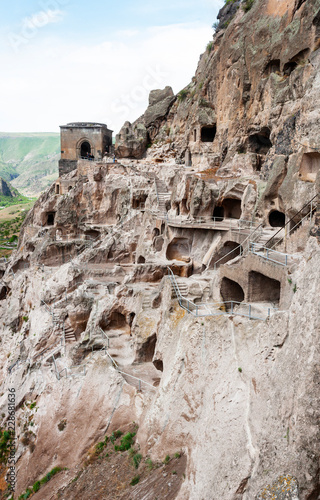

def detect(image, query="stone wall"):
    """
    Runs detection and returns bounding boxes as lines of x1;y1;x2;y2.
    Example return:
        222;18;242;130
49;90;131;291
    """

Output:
58;159;77;176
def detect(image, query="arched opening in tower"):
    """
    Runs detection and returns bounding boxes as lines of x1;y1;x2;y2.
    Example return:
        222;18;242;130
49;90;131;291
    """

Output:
80;141;91;158
220;277;245;307
269;210;285;227
248;271;281;304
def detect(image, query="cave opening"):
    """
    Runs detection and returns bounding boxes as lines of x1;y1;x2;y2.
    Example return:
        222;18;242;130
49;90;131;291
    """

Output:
283;61;298;76
173;202;180;216
283;48;310;76
136;333;157;363
264;59;281;77
222;198;242;219
132;194;148;209
220;277;245;306
107;312;127;330
269;210;285;227
85;229;100;240
0;285;8;301
128;312;135;326
248;128;272;154
213;206;224;220
152;227;160;239
166;237;191;262
248;271;281;304
201;125;217;143
299;152;320;182
137;256;146;264
47;212;56;226
153;359;163;372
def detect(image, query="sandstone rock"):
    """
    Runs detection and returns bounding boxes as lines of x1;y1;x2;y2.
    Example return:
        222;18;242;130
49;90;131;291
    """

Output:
115;121;148;159
144;86;176;128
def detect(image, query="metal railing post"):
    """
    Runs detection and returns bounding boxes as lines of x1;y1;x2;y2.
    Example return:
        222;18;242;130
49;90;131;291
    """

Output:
231;302;233;314
139;379;141;391
249;305;251;319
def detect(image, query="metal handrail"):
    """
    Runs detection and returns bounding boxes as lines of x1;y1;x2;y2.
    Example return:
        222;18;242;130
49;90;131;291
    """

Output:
167;266;275;320
249;242;289;266
98;326;110;349
117;370;156;390
269;201;318;251
32;339;63;362
213;223;263;270
160;215;255;229
264;194;318;249
178;296;275;320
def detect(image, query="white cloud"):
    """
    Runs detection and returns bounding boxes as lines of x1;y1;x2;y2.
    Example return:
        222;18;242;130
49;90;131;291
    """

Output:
22;9;65;30
0;21;213;133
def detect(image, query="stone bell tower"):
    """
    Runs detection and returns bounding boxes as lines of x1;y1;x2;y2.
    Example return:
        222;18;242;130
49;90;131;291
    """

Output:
58;122;113;176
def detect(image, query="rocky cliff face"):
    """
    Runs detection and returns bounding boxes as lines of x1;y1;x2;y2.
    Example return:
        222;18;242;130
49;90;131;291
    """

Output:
0;1;320;499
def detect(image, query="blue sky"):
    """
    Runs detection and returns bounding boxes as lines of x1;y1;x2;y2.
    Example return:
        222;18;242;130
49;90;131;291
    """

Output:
0;0;223;133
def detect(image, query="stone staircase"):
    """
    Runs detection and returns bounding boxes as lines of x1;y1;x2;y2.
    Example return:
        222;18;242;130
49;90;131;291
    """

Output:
170;279;188;298
142;296;153;309
155;179;171;213
106;330;134;366
64;324;77;343
252;227;283;250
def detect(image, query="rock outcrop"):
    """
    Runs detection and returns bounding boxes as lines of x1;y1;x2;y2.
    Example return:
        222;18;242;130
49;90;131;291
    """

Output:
115;121;148;159
115;86;176;159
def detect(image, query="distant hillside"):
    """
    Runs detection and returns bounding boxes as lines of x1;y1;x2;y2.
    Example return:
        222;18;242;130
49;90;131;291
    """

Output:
0;133;60;197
